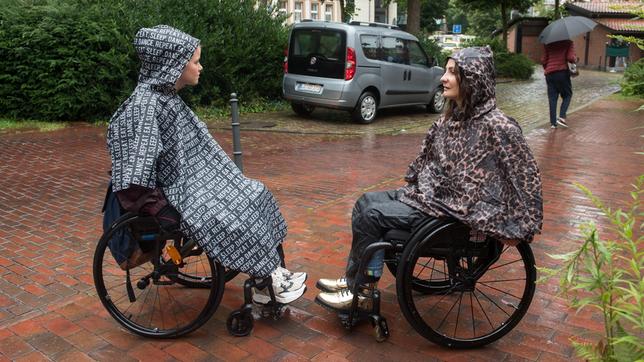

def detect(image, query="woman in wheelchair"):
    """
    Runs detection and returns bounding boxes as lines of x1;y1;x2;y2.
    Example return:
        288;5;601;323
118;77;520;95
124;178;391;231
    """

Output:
106;25;306;306
316;46;543;312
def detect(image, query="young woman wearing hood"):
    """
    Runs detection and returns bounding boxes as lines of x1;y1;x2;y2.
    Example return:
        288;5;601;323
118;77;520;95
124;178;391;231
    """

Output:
315;46;543;311
107;25;306;305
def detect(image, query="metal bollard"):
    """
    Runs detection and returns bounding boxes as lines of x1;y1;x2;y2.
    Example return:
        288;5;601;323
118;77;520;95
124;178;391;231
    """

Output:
230;93;243;172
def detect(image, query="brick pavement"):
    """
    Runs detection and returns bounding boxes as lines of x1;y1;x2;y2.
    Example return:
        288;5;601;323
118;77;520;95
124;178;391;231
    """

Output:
0;96;642;361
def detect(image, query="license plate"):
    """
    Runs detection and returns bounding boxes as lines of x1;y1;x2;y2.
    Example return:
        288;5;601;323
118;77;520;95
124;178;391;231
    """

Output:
295;82;323;94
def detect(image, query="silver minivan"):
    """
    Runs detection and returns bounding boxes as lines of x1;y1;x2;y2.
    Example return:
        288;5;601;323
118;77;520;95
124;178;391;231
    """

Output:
283;21;445;124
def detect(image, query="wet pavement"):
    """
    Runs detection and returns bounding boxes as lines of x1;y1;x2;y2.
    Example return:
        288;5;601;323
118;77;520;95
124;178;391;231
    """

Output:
203;66;621;136
0;69;641;361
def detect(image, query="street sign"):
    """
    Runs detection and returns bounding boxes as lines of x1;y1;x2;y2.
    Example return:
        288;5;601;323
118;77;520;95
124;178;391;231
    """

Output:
452;24;462;34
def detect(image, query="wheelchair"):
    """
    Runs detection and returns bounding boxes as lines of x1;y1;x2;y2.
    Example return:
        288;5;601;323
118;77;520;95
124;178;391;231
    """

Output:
93;212;290;338
330;217;536;349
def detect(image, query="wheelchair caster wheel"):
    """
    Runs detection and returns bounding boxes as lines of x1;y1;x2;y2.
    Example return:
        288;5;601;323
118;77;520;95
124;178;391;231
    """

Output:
136;278;149;290
371;316;389;342
226;309;254;337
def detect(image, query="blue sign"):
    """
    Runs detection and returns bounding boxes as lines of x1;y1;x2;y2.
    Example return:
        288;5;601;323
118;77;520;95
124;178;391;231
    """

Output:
452;24;462;34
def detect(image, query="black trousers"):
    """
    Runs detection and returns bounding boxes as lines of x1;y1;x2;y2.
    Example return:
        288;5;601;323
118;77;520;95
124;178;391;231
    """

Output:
545;70;573;126
345;190;428;286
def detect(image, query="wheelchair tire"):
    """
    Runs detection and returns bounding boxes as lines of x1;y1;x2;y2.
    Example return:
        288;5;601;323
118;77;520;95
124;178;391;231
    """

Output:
396;221;536;348
93;214;225;338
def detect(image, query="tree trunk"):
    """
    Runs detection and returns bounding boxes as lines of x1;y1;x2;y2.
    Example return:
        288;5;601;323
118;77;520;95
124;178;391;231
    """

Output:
340;0;345;22
407;0;421;34
554;0;560;19
500;2;508;48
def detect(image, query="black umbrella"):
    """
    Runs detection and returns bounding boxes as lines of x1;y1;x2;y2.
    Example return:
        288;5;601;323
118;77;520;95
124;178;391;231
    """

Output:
539;16;597;44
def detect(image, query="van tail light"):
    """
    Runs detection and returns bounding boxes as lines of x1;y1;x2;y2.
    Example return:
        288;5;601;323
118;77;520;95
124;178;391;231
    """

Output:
283;47;288;74
345;47;356;80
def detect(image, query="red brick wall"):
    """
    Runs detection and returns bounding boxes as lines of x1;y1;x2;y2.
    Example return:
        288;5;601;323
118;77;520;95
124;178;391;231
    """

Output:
572;26;612;69
508;27;517;53
522;36;544;63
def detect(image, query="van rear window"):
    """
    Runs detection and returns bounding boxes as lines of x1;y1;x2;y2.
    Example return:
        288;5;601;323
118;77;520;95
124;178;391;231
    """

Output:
289;29;346;79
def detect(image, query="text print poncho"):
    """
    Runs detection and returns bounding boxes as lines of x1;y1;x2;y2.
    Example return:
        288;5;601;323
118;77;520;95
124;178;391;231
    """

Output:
107;25;286;277
399;47;543;242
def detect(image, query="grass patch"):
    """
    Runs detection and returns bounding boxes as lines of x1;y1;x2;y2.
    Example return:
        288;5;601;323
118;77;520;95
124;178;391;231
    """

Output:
607;92;644;102
0;119;68;132
196;98;289;120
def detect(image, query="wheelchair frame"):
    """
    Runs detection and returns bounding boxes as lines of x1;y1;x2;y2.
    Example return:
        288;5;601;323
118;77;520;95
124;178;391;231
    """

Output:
93;213;291;339
327;217;536;348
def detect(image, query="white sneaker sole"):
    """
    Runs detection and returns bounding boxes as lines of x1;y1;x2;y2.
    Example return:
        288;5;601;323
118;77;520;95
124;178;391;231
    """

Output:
253;285;307;305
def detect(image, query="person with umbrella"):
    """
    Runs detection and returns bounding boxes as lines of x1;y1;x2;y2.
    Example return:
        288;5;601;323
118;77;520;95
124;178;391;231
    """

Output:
541;39;576;129
539;16;597;129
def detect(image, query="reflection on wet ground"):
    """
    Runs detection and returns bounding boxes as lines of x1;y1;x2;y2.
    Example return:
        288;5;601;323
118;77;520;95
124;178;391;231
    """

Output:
204;67;621;136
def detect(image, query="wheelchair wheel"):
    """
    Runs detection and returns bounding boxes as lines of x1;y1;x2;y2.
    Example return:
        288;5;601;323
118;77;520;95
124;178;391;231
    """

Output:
93;214;225;338
169;240;238;287
396;222;536;348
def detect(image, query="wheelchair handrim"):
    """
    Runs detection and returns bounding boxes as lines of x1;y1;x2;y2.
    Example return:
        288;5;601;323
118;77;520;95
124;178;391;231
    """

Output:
93;216;224;338
397;231;536;348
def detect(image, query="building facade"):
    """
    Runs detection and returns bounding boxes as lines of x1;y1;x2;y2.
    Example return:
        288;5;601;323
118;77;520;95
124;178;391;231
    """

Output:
273;0;397;25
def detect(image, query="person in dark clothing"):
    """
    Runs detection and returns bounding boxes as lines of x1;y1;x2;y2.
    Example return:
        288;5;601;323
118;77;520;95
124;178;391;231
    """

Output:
107;25;307;305
315;47;543;310
541;40;577;129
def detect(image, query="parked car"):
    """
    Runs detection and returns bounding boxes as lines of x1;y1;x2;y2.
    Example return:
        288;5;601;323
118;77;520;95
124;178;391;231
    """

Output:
282;20;445;124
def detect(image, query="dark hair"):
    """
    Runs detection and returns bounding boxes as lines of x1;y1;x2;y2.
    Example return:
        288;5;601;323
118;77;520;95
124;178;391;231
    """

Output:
443;60;473;120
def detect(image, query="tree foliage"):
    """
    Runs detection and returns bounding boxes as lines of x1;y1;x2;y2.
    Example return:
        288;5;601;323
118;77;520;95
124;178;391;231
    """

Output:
458;0;537;46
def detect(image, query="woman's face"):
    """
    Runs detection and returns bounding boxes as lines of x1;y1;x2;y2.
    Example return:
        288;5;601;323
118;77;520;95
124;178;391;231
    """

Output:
440;59;460;102
176;46;203;90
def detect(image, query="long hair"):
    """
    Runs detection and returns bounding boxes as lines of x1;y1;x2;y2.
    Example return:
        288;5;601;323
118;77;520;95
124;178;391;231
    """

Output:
443;60;473;120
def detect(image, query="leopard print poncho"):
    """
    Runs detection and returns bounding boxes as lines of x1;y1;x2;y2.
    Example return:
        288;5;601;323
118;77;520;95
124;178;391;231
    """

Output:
399;47;543;242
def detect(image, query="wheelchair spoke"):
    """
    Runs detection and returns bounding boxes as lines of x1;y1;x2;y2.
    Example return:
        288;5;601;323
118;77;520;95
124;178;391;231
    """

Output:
453;292;464;338
478;277;526;283
486;257;523;271
476;282;522;306
475;288;513;317
473;290;495;328
435;292;461;331
469;292;476;336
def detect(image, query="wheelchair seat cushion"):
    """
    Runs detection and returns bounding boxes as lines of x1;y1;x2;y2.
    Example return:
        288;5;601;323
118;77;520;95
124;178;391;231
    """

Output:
383;229;411;242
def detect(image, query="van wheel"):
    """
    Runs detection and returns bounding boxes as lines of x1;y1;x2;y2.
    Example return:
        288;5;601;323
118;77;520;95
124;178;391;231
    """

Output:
428;87;445;113
291;103;315;117
352;92;377;124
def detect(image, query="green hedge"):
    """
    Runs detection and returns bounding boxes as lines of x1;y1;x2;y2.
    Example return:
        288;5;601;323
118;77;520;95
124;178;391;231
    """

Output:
0;1;135;121
463;37;535;80
0;0;288;121
621;58;644;97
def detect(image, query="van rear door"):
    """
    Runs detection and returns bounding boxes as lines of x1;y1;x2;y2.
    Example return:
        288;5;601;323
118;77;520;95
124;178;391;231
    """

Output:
289;28;346;79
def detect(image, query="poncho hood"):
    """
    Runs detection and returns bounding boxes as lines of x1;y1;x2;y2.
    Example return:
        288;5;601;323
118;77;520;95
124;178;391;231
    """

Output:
449;46;497;121
399;47;543;242
108;26;285;277
134;25;199;89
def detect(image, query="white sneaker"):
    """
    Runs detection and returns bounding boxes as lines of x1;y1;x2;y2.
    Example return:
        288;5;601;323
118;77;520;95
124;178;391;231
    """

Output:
275;266;307;287
556;117;569;128
252;272;307;304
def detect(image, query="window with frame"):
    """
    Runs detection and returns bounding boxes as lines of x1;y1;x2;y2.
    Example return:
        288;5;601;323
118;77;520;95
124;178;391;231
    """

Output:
278;0;287;15
381;36;407;64
310;3;318;20
405;40;429;67
360;35;379;60
294;2;303;22
325;4;333;21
